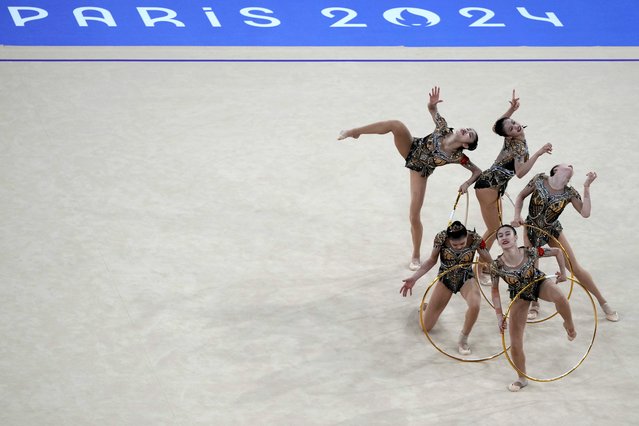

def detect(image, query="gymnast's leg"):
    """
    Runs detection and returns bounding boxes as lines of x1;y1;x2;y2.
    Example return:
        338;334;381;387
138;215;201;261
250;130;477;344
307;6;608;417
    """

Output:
338;120;427;269
458;278;481;355
551;232;619;321
421;281;453;332
507;299;531;392
538;278;577;340
408;172;427;269
475;187;502;251
338;119;414;158
475;187;501;284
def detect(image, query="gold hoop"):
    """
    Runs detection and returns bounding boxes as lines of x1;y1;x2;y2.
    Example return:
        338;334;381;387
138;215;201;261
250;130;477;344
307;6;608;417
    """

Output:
473;223;575;324
500;276;598;382
497;195;504;225
447;191;470;227
420;262;509;363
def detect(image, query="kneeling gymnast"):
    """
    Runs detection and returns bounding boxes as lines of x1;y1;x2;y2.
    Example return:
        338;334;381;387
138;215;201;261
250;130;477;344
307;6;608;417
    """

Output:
400;221;491;355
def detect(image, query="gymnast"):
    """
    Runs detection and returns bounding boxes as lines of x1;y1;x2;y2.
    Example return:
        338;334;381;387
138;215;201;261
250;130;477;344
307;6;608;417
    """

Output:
490;224;576;392
399;221;491;355
474;90;552;283
339;87;482;270
512;164;618;321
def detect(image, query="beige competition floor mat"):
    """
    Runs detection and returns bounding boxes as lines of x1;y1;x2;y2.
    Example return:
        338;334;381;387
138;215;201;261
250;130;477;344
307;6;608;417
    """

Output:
1;46;638;424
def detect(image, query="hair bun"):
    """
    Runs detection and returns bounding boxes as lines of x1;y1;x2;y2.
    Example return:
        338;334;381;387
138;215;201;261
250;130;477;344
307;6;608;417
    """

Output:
447;221;466;233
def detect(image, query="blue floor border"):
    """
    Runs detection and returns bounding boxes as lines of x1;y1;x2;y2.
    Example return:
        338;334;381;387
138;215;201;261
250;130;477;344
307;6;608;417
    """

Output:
1;58;638;63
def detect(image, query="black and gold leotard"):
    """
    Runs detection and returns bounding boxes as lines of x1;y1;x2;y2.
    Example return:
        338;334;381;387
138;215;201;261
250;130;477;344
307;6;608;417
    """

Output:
490;246;547;301
405;113;470;178
474;136;529;196
434;229;484;293
524;173;581;246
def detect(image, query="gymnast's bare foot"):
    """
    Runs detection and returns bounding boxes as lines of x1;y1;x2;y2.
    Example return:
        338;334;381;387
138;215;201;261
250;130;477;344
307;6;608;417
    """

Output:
602;303;619;322
527;301;540;320
508;378;528;392
409;258;421;271
564;322;577;341
337;129;360;140
458;332;472;356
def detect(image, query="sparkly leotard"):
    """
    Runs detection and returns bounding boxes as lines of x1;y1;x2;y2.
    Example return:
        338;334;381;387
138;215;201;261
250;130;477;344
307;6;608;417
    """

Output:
434;229;484;293
490;246;548;301
474;136;529;196
524;173;581;246
405;113;470;178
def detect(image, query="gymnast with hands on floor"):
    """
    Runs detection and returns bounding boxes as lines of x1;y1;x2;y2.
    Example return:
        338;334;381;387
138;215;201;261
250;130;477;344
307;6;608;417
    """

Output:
338;86;482;271
512;164;619;322
490;224;576;392
399;221;492;356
